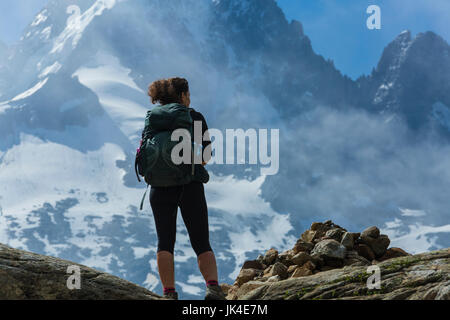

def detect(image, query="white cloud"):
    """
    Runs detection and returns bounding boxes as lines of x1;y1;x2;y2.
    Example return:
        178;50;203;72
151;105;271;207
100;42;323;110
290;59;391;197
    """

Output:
176;281;202;296
399;208;427;217
143;272;159;291
227;213;296;280
206;173;277;216
382;219;450;254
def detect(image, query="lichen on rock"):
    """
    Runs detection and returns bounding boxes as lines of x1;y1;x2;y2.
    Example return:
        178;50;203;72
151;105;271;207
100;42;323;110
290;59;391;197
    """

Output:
225;220;449;300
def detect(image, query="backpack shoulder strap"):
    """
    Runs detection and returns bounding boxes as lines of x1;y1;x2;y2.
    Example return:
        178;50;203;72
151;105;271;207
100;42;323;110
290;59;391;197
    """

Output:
134;154;141;182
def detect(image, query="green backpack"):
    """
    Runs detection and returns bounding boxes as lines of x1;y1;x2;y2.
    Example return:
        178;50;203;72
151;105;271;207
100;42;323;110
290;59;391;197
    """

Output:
135;103;209;209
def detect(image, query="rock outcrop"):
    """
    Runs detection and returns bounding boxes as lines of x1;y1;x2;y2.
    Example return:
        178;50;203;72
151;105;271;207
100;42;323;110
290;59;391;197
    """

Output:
1;220;448;300
225;221;449;300
0;243;162;300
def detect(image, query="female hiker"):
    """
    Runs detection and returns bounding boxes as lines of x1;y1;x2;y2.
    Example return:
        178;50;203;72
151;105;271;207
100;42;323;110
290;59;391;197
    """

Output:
141;77;225;300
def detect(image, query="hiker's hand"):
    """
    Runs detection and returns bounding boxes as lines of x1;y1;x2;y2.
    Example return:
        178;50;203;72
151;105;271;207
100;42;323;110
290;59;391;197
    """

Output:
202;161;207;166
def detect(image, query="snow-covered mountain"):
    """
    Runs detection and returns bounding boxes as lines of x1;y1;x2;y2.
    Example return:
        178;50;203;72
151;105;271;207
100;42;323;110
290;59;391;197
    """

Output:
0;0;449;299
0;0;295;299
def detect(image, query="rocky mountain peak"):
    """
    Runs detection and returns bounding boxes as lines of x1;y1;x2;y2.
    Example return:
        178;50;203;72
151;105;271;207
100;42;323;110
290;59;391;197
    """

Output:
356;30;450;132
374;30;412;77
374;30;448;79
290;19;304;37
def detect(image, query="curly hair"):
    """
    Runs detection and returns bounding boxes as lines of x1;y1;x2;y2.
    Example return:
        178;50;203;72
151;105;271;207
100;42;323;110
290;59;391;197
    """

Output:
147;77;189;105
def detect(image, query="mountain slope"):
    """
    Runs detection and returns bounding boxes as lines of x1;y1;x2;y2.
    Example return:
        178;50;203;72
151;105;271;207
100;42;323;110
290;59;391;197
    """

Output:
0;242;162;299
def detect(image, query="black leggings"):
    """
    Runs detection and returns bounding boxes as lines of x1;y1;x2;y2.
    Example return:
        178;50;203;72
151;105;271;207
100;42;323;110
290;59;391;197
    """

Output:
149;181;212;256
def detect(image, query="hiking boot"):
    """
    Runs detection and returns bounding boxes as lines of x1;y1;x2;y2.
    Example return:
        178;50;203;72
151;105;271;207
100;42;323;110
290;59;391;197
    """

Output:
163;291;179;300
205;284;227;300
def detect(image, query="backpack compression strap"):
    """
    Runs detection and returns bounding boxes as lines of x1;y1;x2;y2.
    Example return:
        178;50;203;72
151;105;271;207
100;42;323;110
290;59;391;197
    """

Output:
139;184;149;211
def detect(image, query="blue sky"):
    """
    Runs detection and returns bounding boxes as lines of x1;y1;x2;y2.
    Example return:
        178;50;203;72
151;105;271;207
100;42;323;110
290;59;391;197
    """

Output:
1;0;449;79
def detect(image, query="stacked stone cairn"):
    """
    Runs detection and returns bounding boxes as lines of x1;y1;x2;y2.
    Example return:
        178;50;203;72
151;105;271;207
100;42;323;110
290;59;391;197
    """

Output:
223;220;410;300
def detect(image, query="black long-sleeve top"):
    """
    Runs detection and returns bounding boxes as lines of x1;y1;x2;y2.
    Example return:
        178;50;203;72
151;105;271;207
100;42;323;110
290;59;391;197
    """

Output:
189;108;212;163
